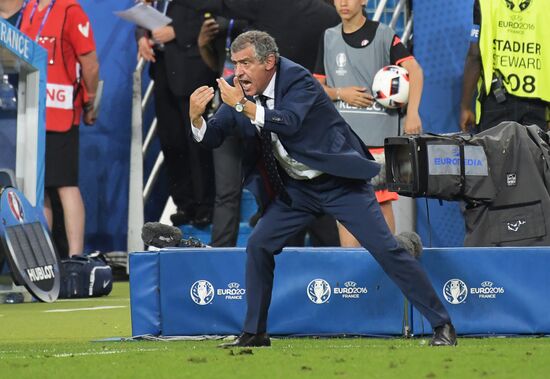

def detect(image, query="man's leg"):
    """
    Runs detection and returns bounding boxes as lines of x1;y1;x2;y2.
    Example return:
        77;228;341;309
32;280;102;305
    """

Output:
43;190;53;231
153;58;197;223
325;180;451;328
211;136;242;246
243;200;316;334
182;97;215;225
57;186;85;256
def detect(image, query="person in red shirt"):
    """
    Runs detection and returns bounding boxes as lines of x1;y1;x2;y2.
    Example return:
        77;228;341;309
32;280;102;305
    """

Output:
20;0;99;256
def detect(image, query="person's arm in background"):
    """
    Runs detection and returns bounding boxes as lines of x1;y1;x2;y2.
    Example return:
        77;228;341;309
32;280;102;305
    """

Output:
460;42;481;132
198;17;220;72
136;26;155;62
65;6;99;125
460;0;481;132
78;51;100;125
135;0;175;62
400;57;423;135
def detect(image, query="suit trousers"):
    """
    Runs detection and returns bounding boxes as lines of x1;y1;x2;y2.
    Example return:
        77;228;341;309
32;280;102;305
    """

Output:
153;54;214;217
243;174;451;334
211;136;243;246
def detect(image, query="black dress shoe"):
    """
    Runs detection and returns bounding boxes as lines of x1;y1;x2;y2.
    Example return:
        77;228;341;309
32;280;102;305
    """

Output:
429;323;458;346
191;215;212;228
170;210;193;226
218;333;271;348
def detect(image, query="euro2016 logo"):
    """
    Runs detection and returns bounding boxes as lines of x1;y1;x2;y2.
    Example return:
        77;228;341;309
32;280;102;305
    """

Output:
335;53;348;76
443;279;468;304
190;280;215;305
307;279;331;304
504;0;533;12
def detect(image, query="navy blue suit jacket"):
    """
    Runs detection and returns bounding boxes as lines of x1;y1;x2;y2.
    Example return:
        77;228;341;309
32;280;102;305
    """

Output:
200;57;380;208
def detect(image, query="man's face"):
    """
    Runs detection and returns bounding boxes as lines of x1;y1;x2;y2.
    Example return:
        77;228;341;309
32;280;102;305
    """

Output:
231;45;275;96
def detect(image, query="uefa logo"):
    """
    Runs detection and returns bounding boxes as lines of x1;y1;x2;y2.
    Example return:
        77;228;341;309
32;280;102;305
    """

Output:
336;53;347;68
307;279;331;304
190;280;215;305
504;0;533;13
443;279;468;304
335;53;348;76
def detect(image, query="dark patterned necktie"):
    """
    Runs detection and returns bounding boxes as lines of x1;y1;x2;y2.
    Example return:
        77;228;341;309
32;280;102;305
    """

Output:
258;95;291;205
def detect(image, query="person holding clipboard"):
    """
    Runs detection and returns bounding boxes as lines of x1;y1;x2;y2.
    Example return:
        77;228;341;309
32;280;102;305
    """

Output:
136;0;218;227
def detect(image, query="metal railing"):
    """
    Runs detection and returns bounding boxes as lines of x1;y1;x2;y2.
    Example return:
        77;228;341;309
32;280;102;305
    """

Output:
371;0;412;46
127;57;162;253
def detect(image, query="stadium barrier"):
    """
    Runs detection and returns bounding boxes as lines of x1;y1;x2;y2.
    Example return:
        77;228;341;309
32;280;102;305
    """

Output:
130;248;406;337
411;247;550;336
129;247;550;337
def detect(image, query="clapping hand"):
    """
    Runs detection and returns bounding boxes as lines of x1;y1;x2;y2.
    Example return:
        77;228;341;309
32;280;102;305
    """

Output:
189;86;215;128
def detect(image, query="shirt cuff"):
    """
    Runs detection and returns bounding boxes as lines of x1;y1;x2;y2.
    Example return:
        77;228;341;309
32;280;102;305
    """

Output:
191;118;207;141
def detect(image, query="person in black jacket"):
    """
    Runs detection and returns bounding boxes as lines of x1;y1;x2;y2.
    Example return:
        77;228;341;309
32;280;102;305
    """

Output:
137;0;217;226
174;0;339;73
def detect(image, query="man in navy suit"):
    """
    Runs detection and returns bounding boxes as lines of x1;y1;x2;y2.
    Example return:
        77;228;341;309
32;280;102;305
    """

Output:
189;31;457;347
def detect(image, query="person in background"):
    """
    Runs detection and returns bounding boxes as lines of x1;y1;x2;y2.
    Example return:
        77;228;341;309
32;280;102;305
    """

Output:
176;0;342;246
197;14;247;246
0;0;23;25
137;0;217;227
314;0;423;245
460;0;549;133
19;0;99;256
189;30;456;348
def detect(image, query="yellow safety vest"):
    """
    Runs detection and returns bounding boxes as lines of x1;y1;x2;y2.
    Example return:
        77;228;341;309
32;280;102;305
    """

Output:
479;0;550;102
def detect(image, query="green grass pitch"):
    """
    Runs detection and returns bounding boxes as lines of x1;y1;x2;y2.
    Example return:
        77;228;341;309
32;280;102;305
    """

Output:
1;282;549;379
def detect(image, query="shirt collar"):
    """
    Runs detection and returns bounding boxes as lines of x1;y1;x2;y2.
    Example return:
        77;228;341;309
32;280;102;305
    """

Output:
259;73;276;100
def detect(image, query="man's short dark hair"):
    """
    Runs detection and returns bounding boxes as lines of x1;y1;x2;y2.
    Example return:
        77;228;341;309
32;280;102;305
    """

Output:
231;30;280;63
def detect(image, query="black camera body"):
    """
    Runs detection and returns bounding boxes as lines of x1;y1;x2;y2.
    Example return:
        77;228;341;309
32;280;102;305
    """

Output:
384;123;550;247
384;133;493;201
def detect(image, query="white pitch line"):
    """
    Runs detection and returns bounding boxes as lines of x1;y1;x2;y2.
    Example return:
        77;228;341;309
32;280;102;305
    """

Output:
56;297;130;302
0;348;163;360
44;305;127;313
52;348;161;358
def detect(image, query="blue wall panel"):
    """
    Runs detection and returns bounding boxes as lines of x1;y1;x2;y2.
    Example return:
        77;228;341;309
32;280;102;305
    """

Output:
79;1;136;252
414;0;473;247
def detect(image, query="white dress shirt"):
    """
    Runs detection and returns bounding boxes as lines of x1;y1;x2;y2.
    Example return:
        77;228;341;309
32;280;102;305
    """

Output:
192;74;323;179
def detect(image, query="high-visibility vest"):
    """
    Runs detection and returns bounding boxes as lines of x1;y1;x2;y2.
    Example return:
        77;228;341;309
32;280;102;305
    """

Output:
479;0;550;102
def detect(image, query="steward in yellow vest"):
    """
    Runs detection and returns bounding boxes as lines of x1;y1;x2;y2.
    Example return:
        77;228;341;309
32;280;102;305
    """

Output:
460;0;548;133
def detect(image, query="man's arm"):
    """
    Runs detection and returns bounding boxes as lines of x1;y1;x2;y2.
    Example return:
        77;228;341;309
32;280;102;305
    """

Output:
460;0;482;132
400;57;423;135
78;50;100;125
460;41;481;132
198;18;220;72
